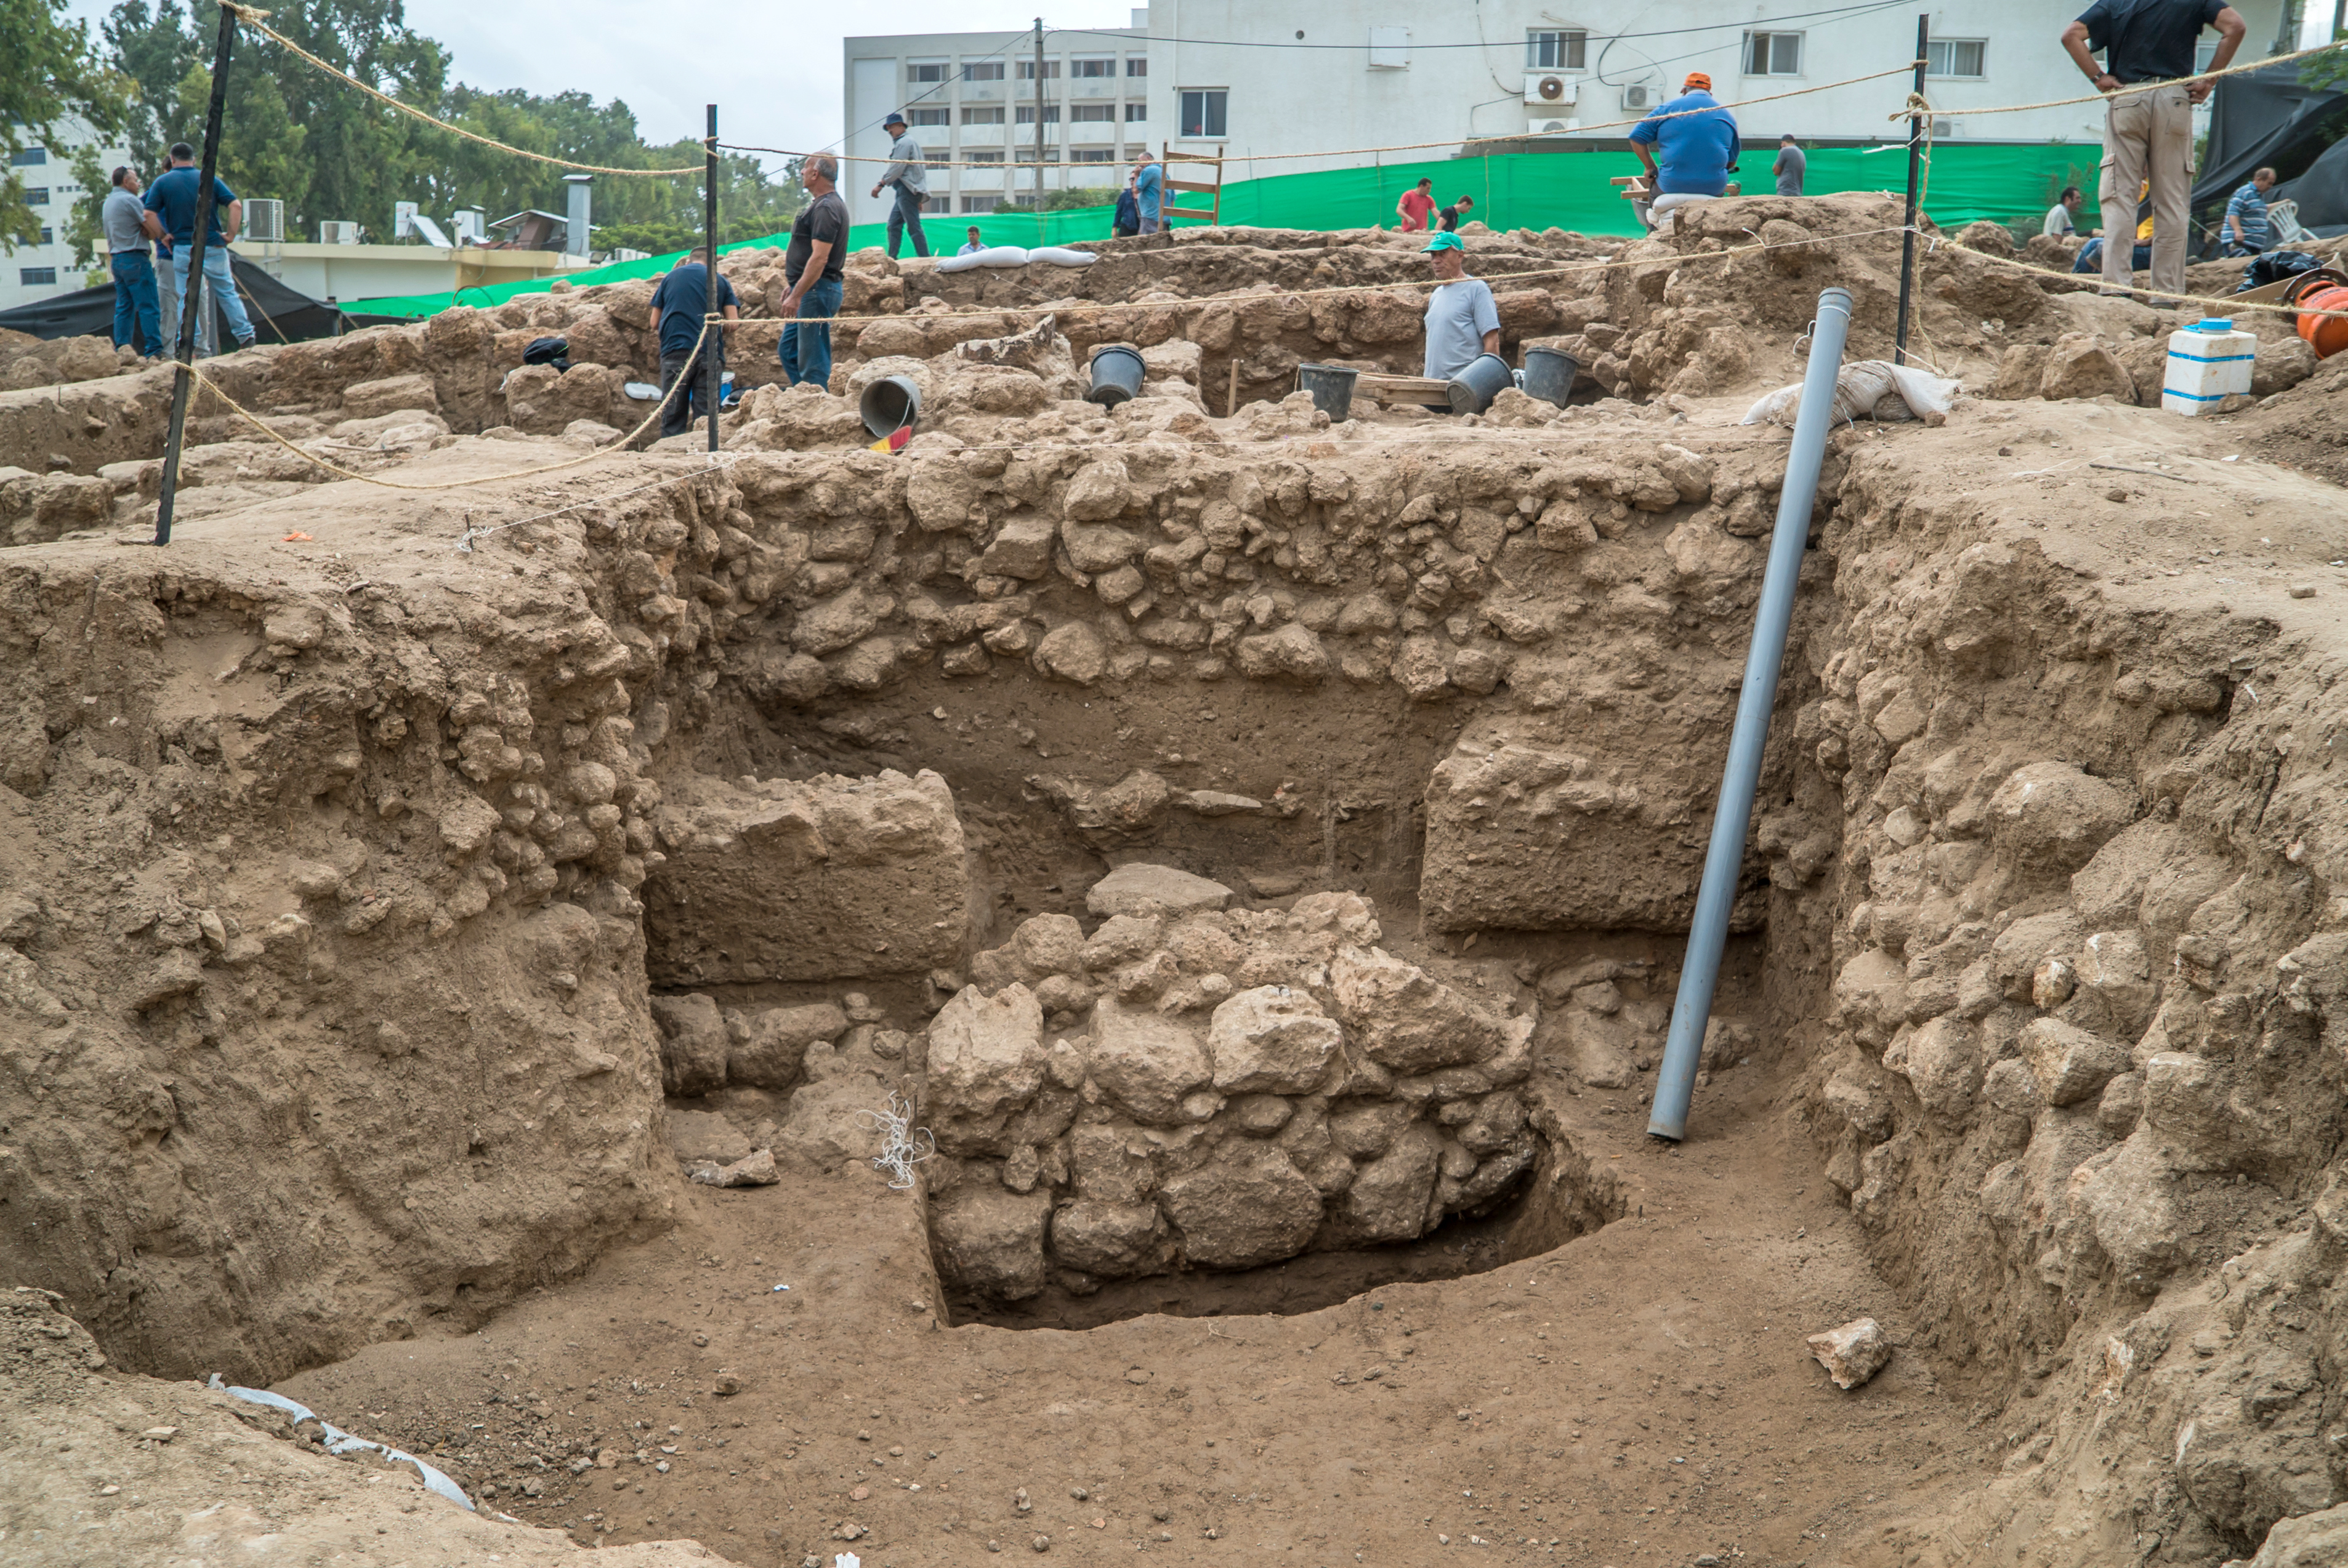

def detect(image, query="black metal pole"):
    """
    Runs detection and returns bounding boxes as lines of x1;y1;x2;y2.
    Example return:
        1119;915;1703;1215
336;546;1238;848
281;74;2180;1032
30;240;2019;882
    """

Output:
704;103;720;453
154;0;237;546
1893;15;1928;366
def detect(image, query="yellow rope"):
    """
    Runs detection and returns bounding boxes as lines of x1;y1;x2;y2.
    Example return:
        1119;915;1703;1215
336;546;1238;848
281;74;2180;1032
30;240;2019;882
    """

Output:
1889;38;2347;121
720;63;1927;173
222;3;703;177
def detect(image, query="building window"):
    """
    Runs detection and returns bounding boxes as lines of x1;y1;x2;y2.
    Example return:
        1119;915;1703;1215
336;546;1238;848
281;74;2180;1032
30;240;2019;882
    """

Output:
961;196;998;213
964;150;1005;163
20;267;57;285
23;188;49;206
1744;31;1803;76
1072;148;1116;163
907;62;946;83
11;147;48;166
1014;145;1059;163
962;60;1006;81
1126;57;1147;76
1015;104;1062;124
38;227;53;244
1178;89;1227;138
1016;58;1060;79
1072;57;1116;78
1070;102;1117;121
1926;39;1985;78
907;106;950;127
2194;39;2220;71
1526;30;1587;70
1125;102;1148;121
962;105;1006;125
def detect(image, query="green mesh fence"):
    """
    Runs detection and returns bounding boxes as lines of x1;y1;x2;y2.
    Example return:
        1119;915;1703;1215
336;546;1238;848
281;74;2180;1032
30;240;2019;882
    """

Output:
348;142;2104;320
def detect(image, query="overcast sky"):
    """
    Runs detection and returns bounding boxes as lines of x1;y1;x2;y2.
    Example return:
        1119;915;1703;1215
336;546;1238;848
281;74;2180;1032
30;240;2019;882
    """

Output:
64;1;1142;174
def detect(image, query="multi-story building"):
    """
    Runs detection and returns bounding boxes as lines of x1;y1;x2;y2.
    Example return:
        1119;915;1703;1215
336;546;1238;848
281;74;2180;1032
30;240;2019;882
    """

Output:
1;116;132;314
842;13;1154;226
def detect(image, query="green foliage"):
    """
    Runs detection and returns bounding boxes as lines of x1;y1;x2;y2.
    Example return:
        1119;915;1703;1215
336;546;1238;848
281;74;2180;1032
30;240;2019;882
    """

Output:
2301;33;2348;92
62;142;115;275
2;0;135;251
1046;185;1118;211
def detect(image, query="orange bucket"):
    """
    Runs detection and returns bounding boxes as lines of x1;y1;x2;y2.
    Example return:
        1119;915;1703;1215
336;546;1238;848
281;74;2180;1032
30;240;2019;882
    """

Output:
2294;280;2348;358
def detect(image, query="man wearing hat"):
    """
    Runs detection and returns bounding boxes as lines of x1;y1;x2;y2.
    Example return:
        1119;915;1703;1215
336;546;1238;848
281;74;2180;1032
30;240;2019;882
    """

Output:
871;109;931;259
1627;71;1740;228
1420;231;1501;382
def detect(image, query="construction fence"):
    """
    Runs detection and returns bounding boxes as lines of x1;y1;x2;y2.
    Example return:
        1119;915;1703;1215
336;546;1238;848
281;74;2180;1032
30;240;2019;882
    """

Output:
349;142;2103;322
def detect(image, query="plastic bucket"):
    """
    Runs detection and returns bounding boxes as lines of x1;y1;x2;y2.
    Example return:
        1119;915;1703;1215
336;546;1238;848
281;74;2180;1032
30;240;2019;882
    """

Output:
1521;345;1579;408
859;375;921;437
1445;352;1513;415
1295;363;1358;420
1087;345;1147;406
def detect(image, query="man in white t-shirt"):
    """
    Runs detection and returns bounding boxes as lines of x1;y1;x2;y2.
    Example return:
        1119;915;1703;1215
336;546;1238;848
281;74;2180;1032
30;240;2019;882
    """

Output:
2044;185;2084;238
1420;231;1500;380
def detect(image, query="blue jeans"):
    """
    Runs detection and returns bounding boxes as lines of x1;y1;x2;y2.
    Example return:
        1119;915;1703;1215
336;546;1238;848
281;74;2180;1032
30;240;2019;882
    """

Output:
886;185;930;259
171;242;254;348
111;250;163;354
778;275;843;390
2072;238;2152;275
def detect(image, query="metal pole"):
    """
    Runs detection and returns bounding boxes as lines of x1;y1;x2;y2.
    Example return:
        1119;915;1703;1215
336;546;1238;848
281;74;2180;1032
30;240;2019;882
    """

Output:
1893;15;1928;366
1648;287;1853;1144
704;103;720;454
1035;19;1047;213
154;0;237;547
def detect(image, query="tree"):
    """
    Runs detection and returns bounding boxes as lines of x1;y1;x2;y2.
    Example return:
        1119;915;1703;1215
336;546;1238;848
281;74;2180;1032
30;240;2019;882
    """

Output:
1;0;134;251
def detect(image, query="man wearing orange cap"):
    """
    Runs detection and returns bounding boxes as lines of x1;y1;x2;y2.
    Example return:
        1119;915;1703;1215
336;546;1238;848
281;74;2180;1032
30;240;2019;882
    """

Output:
1628;71;1740;227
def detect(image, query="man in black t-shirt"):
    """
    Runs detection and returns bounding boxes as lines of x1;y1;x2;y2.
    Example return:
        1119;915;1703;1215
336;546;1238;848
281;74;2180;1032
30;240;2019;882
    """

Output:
779;153;851;390
1437;195;1475;232
2061;0;2246;296
648;247;740;439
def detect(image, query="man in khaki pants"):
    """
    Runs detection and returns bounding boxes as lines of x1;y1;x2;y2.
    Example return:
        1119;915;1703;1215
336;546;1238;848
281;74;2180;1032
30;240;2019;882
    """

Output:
2062;0;2246;297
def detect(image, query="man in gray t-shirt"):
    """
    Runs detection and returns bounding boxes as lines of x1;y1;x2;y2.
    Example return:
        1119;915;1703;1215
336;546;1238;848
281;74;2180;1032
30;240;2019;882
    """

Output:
1420;231;1500;380
1773;135;1807;196
100;166;164;356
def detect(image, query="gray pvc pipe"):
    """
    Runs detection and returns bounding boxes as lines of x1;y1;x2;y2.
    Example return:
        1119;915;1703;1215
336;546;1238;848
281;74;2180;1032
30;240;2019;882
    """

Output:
1647;286;1852;1143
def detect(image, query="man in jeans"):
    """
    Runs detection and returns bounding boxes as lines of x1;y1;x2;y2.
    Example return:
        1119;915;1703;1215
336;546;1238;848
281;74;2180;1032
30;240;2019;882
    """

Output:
779;154;850;390
102;166;163;356
648;246;739;439
2062;0;2245;297
142;141;256;352
871;111;930;259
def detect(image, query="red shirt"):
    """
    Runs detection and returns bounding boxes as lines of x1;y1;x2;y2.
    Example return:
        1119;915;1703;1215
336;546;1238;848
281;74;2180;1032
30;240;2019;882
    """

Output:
1398;189;1435;231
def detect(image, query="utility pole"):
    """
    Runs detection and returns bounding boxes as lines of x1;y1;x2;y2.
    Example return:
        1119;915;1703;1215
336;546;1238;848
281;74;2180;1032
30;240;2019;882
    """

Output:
154;0;238;547
1035;18;1047;214
1893;15;1928;367
704;103;720;454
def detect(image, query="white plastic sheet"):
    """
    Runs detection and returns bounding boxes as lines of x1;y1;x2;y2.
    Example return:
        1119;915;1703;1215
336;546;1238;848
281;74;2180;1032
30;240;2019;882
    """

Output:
1738;360;1958;428
208;1375;475;1510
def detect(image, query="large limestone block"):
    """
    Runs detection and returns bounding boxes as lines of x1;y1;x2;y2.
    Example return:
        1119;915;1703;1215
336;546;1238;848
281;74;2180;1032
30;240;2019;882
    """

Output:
1086;862;1233;918
1329;946;1504;1074
930;1185;1051;1300
1049;1199;1169;1277
1158;1144;1324;1269
925;984;1045;1153
643;770;968;985
1327;1122;1442;1244
1208;986;1342;1094
1087;995;1212;1122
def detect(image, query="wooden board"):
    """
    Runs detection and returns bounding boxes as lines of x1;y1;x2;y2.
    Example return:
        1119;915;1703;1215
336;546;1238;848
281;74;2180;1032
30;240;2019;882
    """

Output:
1356;372;1453;406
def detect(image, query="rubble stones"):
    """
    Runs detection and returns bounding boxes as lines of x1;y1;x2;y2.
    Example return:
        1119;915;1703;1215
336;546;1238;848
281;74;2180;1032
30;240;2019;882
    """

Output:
929;1186;1052;1300
1087;997;1213;1122
926;985;1047;1153
1805;1317;1892;1389
1086;863;1234;919
1329;946;1505;1074
1208;986;1342;1094
1156;1144;1325;1268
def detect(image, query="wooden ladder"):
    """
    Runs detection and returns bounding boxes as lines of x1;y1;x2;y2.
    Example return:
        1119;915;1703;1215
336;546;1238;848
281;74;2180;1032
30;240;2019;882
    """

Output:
1161;142;1225;227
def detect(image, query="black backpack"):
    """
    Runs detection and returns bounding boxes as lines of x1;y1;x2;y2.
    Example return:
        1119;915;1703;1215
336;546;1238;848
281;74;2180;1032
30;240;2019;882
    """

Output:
2237;251;2322;292
522;334;571;371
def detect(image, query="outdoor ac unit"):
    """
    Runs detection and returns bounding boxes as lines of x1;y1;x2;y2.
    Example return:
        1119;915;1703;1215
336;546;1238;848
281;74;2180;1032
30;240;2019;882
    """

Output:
1525;73;1576;106
318;220;360;245
1528;116;1576;135
1622;84;1653;110
243;198;284;243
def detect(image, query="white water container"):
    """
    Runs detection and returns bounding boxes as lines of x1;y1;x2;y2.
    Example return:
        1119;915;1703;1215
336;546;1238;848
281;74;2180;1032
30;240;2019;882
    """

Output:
2161;317;2257;415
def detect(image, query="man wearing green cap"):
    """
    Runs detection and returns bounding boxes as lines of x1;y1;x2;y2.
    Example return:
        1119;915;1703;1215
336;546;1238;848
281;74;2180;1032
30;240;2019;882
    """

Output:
1421;231;1501;381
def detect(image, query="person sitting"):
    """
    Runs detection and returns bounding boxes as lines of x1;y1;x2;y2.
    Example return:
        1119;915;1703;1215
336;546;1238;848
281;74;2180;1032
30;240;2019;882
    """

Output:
2225;166;2277;257
958;225;988;256
1419;231;1500;382
1628;72;1740;229
2044;185;2084;238
2072;180;2155;275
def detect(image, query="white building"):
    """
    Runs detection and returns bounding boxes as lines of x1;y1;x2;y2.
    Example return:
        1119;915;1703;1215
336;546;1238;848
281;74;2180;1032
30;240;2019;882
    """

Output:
842;12;1155;227
1;117;132;314
845;2;2291;207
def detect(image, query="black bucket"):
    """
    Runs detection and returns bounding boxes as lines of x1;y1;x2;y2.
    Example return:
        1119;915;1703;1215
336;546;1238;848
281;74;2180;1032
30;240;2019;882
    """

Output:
1445;352;1513;416
1521;345;1578;408
1295;363;1358;421
1087;344;1147;406
859;375;921;437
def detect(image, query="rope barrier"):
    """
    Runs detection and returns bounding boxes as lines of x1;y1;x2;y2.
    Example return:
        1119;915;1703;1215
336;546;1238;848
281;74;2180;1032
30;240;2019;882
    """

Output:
221;3;703;177
1946;239;2348;322
718;63;1927;174
1891;37;2347;121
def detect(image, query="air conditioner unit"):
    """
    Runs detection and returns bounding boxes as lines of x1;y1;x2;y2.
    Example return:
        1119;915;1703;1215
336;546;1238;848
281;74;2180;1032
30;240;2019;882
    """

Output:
243;198;284;242
1525;73;1576;106
318;220;360;245
1621;85;1653;111
1528;116;1577;135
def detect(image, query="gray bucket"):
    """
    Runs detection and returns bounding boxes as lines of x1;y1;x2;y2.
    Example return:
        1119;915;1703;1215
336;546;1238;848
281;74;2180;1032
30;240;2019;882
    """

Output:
860;375;921;437
1086;345;1147;407
1521;345;1579;409
1445;352;1513;415
1295;363;1358;421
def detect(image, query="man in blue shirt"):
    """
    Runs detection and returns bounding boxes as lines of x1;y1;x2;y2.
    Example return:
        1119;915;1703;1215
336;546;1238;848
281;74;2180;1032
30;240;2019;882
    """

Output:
1132;152;1163;235
2224;166;2275;255
647;247;740;439
1628;73;1740;229
141;142;256;352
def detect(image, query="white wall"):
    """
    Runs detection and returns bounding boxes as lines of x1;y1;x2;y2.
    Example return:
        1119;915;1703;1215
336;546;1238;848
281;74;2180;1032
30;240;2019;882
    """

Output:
0;118;131;315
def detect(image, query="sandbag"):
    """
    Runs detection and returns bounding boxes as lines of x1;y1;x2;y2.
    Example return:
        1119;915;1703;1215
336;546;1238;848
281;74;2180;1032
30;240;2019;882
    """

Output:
1739;360;1958;427
1028;246;1099;267
935;246;1031;273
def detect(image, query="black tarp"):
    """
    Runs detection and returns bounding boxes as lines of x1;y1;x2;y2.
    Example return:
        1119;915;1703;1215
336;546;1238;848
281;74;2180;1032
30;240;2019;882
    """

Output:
2190;60;2348;251
0;253;353;348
